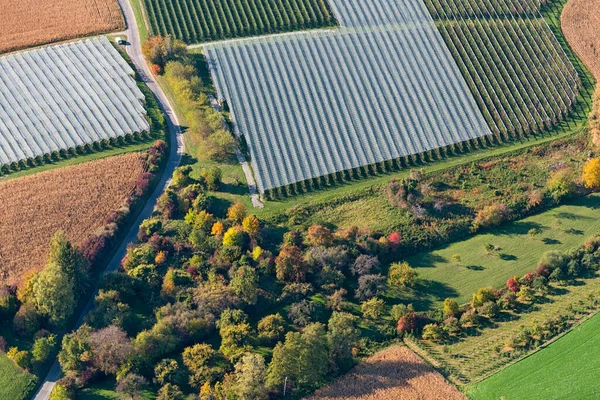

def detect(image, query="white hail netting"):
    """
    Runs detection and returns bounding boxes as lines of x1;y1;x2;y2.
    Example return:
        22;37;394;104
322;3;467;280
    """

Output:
0;37;149;166
204;0;492;193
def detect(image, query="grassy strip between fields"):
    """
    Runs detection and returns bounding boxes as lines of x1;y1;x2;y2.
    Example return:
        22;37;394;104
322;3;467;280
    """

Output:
0;353;37;400
466;308;600;399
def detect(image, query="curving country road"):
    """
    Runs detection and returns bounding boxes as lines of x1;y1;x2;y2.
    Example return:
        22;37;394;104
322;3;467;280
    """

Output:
31;0;184;398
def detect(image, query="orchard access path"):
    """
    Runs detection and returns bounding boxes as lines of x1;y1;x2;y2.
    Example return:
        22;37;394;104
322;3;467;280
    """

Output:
31;0;185;398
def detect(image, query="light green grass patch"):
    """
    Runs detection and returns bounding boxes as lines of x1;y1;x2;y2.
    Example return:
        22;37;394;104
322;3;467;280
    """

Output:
467;309;600;399
78;379;155;400
0;353;37;400
405;194;600;307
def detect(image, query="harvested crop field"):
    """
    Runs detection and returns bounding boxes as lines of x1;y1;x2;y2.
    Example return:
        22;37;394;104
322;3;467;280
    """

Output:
0;0;124;54
562;0;600;79
305;345;465;400
0;153;146;286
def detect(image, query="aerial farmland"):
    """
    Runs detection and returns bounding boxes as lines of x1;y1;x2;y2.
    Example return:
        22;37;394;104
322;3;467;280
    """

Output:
1;0;600;399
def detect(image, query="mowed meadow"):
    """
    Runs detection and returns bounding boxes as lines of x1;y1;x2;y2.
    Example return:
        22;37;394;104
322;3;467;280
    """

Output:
0;0;124;54
0;153;146;286
306;346;466;400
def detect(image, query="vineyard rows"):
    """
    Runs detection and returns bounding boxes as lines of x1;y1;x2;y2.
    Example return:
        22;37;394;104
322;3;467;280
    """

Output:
144;0;335;43
424;0;551;19
425;0;580;139
0;37;149;167
205;0;491;193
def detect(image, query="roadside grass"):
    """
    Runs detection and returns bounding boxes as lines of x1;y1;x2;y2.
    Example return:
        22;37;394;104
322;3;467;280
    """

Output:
402;193;600;309
0;354;37;400
466;306;600;399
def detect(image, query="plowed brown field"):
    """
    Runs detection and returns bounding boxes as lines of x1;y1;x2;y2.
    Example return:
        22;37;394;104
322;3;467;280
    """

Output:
0;0;125;54
305;345;466;400
0;154;145;286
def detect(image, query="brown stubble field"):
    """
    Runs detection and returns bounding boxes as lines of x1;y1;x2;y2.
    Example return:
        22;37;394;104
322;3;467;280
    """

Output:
562;0;600;79
0;153;145;286
0;0;125;54
305;345;466;400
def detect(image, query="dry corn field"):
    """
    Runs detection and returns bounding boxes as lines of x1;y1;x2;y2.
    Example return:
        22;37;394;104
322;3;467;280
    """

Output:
0;153;146;286
0;0;125;54
305;345;466;400
562;0;600;79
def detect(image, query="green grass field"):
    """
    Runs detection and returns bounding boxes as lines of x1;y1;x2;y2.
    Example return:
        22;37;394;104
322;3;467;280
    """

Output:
78;380;155;400
0;354;37;400
467;309;600;399
403;194;600;309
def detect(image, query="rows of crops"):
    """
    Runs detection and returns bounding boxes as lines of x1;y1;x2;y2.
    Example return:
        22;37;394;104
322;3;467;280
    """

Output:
424;0;551;19
424;0;580;139
0;37;149;167
144;0;336;43
205;0;490;193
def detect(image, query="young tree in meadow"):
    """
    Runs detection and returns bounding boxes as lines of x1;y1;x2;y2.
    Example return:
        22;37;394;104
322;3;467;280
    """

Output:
327;312;359;372
32;262;75;327
225;353;269;400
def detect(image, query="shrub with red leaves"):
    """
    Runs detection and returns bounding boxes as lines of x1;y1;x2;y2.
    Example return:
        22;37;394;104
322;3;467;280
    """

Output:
397;311;417;334
388;232;401;251
506;277;519;293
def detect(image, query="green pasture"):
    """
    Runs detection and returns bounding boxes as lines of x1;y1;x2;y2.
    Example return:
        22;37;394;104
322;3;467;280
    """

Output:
404;194;600;309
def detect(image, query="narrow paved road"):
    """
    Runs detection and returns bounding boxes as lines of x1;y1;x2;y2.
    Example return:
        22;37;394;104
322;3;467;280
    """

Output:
31;0;184;398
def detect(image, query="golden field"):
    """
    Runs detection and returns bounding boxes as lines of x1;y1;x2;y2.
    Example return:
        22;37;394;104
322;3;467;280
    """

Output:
0;154;145;286
0;0;125;54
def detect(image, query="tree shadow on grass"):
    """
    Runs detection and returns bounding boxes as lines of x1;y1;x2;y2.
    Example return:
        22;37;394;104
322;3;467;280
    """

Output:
219;182;249;195
495;221;545;236
542;238;561;245
499;253;517;261
555;211;594;220
208;197;233;218
412;252;447;267
465;265;484;271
